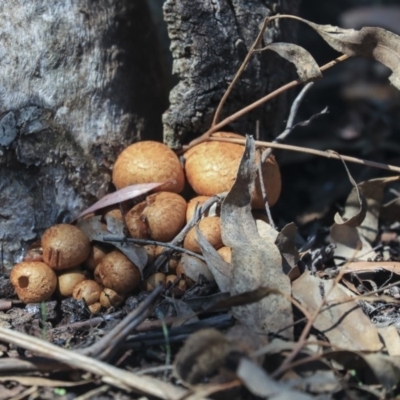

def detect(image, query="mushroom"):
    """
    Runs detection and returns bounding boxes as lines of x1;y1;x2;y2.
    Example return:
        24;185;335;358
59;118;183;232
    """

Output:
88;302;102;315
95;251;141;294
183;216;223;253
57;267;87;297
125;192;187;242
42;224;91;270
72;280;102;306
184;132;281;208
154;246;181;272
100;288;125;308
10;261;57;303
85;244;108;271
186;195;214;222
112;141;185;193
166;274;187;295
217;246;232;264
142;272;166;291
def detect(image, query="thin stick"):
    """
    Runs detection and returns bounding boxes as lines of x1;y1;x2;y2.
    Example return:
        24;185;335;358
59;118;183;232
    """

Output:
206;137;400;174
0;326;187;399
81;284;164;361
102;236;205;261
285;82;314;133
187;54;349;150
261;82;314;163
147;194;225;275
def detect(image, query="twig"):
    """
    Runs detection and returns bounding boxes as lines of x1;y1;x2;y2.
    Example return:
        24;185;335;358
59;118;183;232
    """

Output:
205;137;400;174
102;236;205;262
0;326;187;399
270;269;352;378
261;82;314;162
147;194;226;276
186;54;350;150
285;82;314;132
81;284;164;361
50;311;125;336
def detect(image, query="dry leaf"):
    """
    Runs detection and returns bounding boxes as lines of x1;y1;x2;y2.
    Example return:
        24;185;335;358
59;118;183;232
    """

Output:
256;219;278;242
356;176;400;243
265;42;322;82
221;136;293;339
178;253;214;283
287;16;400;90
266;14;400;89
378;326;400;357
331;176;399;263
196;226;231;292
75;182;168;219
330;157;370;263
332;155;366;227
275;223;299;275
292;271;382;351
237;358;315;400
77;216;147;272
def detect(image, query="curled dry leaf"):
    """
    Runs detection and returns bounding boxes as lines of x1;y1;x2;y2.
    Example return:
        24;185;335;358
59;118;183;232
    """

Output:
221;136;293;339
292;271;382;351
282;16;400;90
331;175;399;263
265;42;322;82
330;156;370;263
356;176;400;243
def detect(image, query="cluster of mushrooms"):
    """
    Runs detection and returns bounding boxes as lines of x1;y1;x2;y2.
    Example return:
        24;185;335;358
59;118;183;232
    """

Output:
10;132;282;312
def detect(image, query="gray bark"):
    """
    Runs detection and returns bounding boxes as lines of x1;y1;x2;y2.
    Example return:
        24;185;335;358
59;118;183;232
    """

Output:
0;1;168;268
162;0;301;149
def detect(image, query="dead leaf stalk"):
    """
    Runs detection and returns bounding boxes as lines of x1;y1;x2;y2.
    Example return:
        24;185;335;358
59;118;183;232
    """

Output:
207;137;400;174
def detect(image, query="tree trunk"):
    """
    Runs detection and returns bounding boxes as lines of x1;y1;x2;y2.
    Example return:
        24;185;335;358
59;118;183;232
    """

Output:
0;0;168;268
162;0;301;148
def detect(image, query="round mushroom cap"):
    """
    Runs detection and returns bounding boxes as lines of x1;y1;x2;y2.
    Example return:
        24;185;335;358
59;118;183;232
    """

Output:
100;288;125;308
125;192;187;242
183;216;223;253
217;246;232;264
95;251;141;294
85;244;108;271
142;272;166;291
112;141;185;193
10;261;57;303
184;132;281;208
57;267;87;297
42;224;91;270
186;195;212;222
72;280;102;305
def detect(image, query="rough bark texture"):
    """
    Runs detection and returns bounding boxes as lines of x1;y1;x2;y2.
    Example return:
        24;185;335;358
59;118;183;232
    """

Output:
162;0;301;149
0;1;168;268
